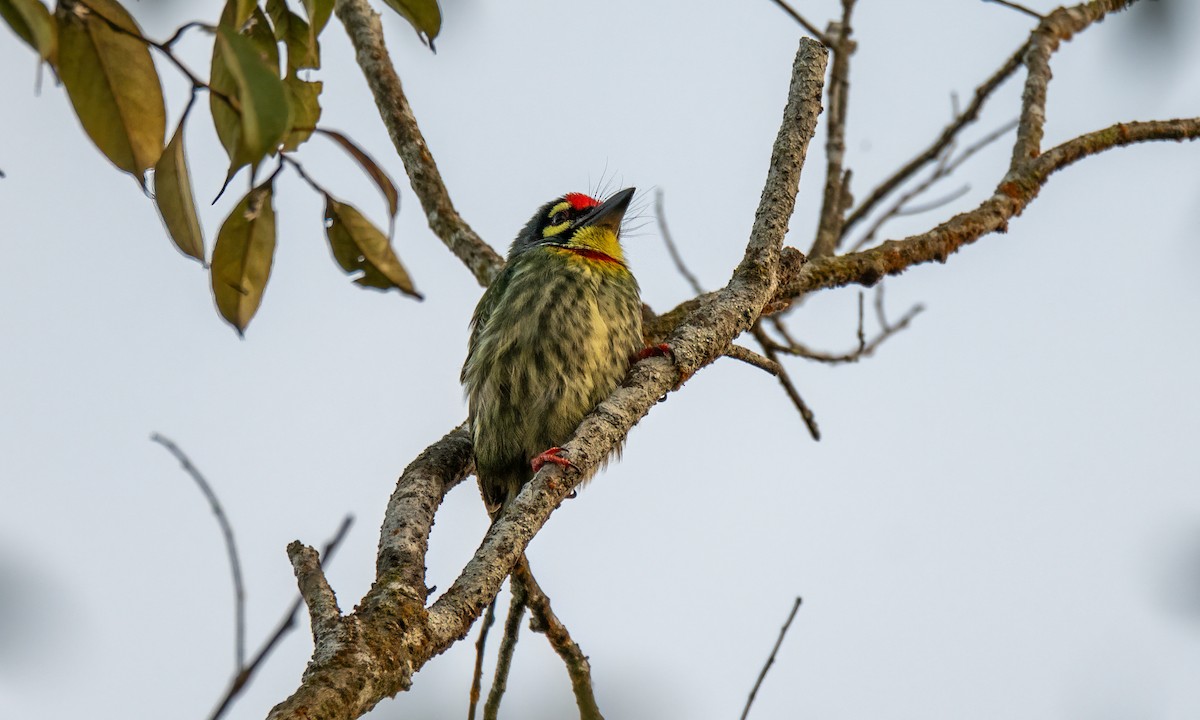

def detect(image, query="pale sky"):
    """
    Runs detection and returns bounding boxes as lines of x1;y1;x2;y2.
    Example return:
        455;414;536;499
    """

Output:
2;1;1199;718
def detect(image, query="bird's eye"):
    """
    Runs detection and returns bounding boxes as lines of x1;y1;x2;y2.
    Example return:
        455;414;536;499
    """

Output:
550;211;569;226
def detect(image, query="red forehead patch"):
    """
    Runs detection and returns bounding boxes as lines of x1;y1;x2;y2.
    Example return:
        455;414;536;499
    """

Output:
564;192;600;211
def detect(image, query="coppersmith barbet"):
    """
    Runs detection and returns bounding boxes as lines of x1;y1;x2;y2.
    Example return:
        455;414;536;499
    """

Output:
461;188;643;514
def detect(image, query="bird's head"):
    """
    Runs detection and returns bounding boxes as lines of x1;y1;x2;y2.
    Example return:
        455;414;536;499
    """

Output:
509;187;636;268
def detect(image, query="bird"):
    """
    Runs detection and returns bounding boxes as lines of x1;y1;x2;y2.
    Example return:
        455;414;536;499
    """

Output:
461;187;645;515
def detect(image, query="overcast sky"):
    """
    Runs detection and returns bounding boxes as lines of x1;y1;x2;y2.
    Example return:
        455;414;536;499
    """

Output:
3;1;1200;718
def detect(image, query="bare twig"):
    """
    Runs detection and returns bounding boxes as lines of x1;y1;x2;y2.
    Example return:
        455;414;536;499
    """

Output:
984;0;1045;21
482;586;526;720
740;597;803;720
512;558;604;720
848;119;1016;252
751;325;821;440
841;41;1027;240
655;189;705;295
209;516;353;720
723;344;782;376
333;0;504;286
761;288;924;364
150;433;246;668
809;0;857;259
468;599;497;720
765;0;830;44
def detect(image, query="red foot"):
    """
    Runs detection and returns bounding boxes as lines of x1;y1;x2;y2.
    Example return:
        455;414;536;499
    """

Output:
531;447;574;473
635;343;673;362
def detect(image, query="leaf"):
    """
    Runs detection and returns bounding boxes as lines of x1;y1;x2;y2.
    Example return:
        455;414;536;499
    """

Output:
243;5;280;77
379;0;440;50
211;181;276;334
154;118;204;263
0;0;57;62
301;0;331;38
325;196;420;297
226;0;255;29
56;0;165;187
317;128;399;223
214;25;292;182
267;0;318;73
282;76;321;151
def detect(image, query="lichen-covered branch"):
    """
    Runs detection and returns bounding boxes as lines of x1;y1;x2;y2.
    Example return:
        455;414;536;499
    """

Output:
333;0;503;286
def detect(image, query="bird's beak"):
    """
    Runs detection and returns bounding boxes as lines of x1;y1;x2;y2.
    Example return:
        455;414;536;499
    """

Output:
580;187;635;234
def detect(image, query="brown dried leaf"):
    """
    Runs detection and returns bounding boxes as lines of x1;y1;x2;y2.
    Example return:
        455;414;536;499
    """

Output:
154;119;205;263
56;0;165;187
211;181;276;334
325;196;420;297
317;128;399;222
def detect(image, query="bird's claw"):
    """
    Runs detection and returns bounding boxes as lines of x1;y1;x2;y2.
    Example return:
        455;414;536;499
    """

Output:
531;446;574;473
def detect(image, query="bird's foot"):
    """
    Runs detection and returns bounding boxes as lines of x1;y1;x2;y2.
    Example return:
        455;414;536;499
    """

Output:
635;343;673;362
531;446;574;473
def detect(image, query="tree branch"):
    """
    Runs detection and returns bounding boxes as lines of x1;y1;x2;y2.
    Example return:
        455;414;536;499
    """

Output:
740;597;803;720
267;37;829;720
787;116;1200;298
842;41;1027;239
809;0;856;259
333;0;503;286
512;558;604;720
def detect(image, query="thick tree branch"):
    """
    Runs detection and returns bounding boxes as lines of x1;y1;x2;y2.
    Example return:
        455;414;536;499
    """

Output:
333;0;503;286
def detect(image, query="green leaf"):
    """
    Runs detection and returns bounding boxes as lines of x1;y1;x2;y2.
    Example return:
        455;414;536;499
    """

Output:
0;0;57;62
214;25;292;181
211;181;276;334
325;196;420;297
301;0;331;38
244;5;280;76
317;128;399;224
282;76;321;151
56;0;165;187
379;0;440;50
154;118;204;263
267;0;318;73
223;0;255;29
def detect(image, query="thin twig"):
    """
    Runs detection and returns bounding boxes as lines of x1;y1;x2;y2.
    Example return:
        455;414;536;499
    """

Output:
482;583;526;720
655;189;705;295
809;0;857;259
722;344;782;376
512;558;604;720
984;0;1045;20
740;597;803;720
841;40;1028;240
761;288;924;364
468;599;497;720
765;0;830;44
209;515;353;720
848;119;1016;252
750;325;821;440
150;433;246;669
